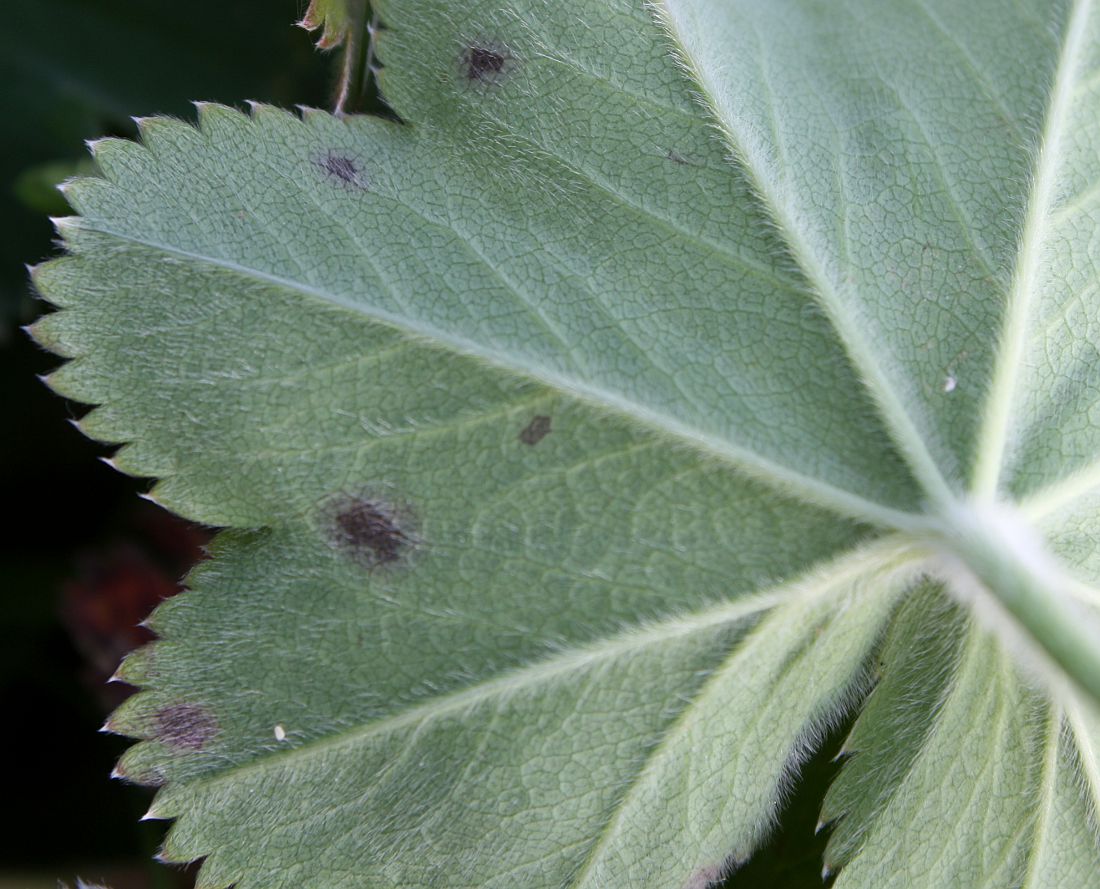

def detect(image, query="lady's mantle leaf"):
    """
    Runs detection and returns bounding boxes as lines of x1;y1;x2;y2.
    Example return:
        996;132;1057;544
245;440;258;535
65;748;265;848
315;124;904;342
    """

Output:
29;0;1100;885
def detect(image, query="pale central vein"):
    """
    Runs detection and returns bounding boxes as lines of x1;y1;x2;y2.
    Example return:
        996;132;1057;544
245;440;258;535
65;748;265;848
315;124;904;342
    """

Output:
656;0;955;510
973;0;1094;496
64;220;928;532
150;537;919;811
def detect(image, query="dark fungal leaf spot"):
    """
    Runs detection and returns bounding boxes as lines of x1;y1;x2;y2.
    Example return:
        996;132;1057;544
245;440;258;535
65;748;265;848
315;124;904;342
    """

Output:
329;495;413;567
325;155;357;181
154;703;218;751
519;415;552;446
317;152;367;189
467;46;504;78
462;42;513;83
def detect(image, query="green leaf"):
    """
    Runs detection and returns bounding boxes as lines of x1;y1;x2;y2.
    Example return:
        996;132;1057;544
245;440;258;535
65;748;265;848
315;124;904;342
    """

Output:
30;0;1100;885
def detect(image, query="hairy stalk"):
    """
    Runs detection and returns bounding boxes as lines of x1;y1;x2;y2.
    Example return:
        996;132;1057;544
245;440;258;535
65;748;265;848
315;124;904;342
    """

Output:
335;0;370;115
933;500;1100;708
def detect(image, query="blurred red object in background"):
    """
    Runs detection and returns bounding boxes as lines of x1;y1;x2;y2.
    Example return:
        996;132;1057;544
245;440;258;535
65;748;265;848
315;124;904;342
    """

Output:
59;502;211;709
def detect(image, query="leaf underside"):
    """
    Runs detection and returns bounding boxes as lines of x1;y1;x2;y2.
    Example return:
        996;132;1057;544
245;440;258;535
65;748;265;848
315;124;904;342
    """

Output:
29;0;1100;886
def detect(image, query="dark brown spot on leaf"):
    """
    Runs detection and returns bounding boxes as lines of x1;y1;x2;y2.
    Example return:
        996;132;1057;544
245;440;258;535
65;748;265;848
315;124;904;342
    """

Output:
154;703;218;751
317;152;366;188
463;42;513;83
519;415;551;446
329;495;413;567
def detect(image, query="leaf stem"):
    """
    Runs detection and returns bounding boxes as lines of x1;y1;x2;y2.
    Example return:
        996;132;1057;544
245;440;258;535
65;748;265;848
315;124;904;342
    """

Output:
334;0;370;115
935;499;1100;708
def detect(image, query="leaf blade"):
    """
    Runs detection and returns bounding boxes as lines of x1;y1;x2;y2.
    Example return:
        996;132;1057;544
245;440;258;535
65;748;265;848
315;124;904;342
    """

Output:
657;0;1070;497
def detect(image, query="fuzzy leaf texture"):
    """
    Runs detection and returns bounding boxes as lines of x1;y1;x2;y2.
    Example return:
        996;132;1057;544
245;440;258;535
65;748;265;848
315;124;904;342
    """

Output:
29;0;1100;886
299;0;366;49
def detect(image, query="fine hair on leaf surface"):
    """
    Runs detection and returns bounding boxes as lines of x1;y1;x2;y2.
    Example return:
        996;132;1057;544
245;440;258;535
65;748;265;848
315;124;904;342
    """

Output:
28;0;1100;886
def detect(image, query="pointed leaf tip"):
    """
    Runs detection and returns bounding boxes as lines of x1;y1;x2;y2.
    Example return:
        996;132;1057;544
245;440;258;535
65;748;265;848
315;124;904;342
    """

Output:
298;0;365;50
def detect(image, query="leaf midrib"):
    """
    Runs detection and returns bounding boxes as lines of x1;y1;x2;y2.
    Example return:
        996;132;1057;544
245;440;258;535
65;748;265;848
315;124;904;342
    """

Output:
563;543;911;889
152;538;918;809
656;0;956;508
973;0;1095;497
1019;711;1062;889
157;584;784;808
65;219;928;531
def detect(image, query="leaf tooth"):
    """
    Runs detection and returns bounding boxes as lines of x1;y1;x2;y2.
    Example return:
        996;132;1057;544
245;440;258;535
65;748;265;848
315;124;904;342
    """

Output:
52;176;106;216
159;820;228;886
49;215;84;246
137;489;168;508
111;642;159;688
137;586;193;638
105;442;158;478
131;114;161;134
25;314;74;356
140;802;164;822
152;848;192;867
245;100;299;129
297;0;360;50
72;410;118;444
84;136;146;183
103;690;157;739
40;363;100;407
134;114;206;161
297;104;329;126
26;256;75;306
75;407;136;447
829;739;855;763
83;135;120;157
23;258;52;297
51;177;76;205
193;101;251;140
115;742;171;789
148;475;250;528
193;857;236;889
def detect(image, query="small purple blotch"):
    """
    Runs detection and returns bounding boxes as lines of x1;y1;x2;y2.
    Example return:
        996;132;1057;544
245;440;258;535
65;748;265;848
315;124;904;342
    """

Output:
519;415;551;446
317;152;367;188
462;42;514;83
327;494;415;567
154;703;218;751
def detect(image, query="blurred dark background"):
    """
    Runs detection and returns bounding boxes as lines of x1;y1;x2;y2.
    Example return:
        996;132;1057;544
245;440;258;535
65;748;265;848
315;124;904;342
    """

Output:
1;3;843;887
